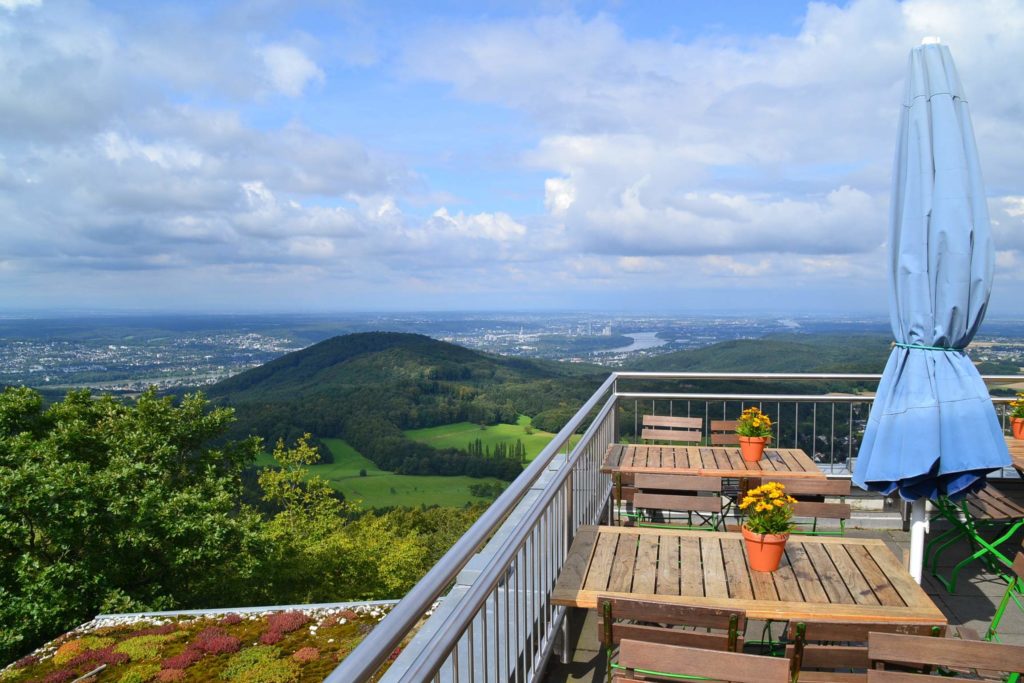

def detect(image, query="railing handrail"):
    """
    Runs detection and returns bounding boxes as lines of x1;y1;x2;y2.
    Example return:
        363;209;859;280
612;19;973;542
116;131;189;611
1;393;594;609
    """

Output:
325;373;618;682
393;389;618;680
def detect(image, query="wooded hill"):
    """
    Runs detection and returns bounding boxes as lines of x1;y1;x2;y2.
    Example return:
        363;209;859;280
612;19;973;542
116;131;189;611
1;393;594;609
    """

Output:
207;332;606;480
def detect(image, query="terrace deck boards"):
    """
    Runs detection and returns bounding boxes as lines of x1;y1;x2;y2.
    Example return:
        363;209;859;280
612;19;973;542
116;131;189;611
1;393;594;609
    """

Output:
552;526;946;625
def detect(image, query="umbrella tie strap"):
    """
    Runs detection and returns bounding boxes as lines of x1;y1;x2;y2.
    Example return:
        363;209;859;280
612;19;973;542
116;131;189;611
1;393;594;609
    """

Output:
894;342;965;352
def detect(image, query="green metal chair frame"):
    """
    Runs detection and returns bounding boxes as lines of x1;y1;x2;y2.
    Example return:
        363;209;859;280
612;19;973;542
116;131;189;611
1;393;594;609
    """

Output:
925;483;1024;593
987;550;1024;643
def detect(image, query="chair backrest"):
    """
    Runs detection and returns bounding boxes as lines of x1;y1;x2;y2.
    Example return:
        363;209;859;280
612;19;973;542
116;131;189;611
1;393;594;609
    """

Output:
632;475;724;526
756;477;853;533
785;621;945;671
710;419;740;445
616;639;790;683
641;415;703;444
987;550;1024;642
597;597;745;652
868;632;1024;680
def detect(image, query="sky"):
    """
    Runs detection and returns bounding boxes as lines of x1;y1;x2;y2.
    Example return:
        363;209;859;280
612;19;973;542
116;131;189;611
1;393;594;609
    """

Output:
1;0;1023;316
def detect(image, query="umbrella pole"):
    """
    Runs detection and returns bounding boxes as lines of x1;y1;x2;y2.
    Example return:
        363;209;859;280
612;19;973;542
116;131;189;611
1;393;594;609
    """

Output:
909;498;928;583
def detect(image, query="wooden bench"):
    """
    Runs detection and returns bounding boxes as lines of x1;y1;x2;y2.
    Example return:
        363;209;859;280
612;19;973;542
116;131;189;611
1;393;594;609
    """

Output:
641;415;703;444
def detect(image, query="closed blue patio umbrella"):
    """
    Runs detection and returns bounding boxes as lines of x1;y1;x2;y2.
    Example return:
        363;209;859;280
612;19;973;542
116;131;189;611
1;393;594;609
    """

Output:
853;40;1010;582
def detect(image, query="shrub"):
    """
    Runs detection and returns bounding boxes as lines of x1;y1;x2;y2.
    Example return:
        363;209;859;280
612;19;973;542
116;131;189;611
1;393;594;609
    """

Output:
220;613;243;626
155;670;186;682
291;647;319;663
53;636;115;665
13;654;40;668
42;669;77;683
259;630;283;645
161;647;203;670
66;646;130;669
194;627;242;655
129;624;180;637
266;611;308;634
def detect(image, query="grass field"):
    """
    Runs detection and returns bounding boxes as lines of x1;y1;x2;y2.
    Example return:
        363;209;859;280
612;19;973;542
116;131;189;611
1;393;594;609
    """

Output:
403;415;558;462
256;438;510;508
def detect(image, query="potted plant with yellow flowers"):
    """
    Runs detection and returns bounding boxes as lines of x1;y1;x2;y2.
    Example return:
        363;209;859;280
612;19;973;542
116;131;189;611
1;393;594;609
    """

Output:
1011;392;1024;440
739;481;797;572
735;406;772;462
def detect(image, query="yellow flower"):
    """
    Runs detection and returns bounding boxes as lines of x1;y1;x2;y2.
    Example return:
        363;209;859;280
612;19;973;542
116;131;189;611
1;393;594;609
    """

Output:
769;490;782;499
774;499;785;507
756;502;772;512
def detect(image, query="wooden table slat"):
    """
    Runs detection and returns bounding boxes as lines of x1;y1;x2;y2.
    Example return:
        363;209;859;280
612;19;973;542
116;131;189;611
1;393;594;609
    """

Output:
657;534;681;596
772;550;804;602
845;544;905;607
581;531;619;593
679;537;703;596
784;544;830;604
632;534;659;595
607;533;639;593
701;537;730;598
823;544;880;606
720;538;754;600
799;542;856;605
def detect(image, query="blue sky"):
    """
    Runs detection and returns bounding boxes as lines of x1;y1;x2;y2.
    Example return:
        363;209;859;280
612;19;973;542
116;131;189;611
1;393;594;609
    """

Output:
1;0;1023;315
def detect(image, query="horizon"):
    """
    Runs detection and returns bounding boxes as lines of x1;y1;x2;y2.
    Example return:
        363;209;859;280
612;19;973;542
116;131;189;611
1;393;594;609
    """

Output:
2;1;1024;314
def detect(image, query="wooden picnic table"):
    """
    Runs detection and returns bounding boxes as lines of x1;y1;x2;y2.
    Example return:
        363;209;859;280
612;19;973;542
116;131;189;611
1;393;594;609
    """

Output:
602;444;826;480
552;525;946;625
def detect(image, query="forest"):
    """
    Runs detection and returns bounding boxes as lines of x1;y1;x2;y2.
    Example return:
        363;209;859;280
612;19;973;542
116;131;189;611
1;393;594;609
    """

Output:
0;387;483;665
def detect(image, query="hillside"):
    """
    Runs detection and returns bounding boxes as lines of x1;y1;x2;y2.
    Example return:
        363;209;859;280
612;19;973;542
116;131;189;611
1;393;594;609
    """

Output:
208;332;606;480
629;333;891;374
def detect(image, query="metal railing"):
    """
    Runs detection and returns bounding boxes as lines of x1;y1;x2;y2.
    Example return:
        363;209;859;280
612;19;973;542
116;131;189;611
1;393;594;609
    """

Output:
328;371;1023;682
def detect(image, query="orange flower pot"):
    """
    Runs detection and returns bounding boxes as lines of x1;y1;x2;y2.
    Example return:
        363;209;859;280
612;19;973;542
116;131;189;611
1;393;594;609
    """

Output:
742;525;789;572
738;436;768;462
1013;418;1024;440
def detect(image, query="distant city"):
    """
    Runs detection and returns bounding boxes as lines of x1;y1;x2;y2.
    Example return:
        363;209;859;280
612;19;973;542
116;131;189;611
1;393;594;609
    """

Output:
2;312;1024;393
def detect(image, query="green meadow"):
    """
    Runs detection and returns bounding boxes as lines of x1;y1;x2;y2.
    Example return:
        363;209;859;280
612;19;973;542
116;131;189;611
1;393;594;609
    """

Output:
403;415;559;462
256;437;512;508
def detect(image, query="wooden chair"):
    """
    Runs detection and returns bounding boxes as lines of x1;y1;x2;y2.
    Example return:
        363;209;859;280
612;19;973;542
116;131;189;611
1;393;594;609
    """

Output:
630;473;725;530
640;415;702;444
986;549;1024;642
710;419;740;445
615;638;791;683
785;620;945;683
751;477;853;536
597;597;748;682
868;631;1024;683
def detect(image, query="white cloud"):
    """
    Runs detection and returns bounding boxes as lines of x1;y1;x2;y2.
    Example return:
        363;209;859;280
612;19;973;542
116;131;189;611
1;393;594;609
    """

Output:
260;44;324;97
0;0;41;10
429;207;527;241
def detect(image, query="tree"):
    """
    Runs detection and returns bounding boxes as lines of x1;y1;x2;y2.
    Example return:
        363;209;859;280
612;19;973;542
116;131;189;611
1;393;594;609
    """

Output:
0;387;263;663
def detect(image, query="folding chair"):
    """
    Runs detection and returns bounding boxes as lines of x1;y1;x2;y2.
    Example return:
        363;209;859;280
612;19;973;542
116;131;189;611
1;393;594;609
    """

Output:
615;639;791;683
868;631;1024;683
987;549;1024;643
641;415;703;444
630;473;726;530
596;596;748;683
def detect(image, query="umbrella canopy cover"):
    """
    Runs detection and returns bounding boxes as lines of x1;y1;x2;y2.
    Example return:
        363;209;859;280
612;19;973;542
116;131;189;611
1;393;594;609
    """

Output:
853;43;1010;501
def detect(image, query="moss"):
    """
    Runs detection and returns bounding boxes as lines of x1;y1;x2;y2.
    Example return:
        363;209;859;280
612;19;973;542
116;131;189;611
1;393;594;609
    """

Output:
118;663;161;683
114;634;183;662
220;646;282;680
52;635;116;665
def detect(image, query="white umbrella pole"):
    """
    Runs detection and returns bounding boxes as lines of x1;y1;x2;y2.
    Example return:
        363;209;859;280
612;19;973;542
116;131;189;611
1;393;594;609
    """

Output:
908;498;928;583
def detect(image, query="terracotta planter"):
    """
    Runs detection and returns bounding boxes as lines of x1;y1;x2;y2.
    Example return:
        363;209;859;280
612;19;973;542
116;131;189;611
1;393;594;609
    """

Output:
742;525;789;572
1013;418;1024;440
738;436;768;462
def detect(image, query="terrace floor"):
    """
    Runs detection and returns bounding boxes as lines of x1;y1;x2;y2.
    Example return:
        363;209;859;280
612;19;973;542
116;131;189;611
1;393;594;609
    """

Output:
545;526;1024;682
